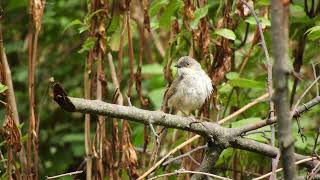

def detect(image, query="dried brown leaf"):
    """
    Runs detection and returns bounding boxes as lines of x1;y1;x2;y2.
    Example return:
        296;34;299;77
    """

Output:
32;0;45;31
121;122;139;178
3;108;21;152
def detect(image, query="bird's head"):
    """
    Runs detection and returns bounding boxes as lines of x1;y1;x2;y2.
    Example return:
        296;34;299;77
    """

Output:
174;56;202;75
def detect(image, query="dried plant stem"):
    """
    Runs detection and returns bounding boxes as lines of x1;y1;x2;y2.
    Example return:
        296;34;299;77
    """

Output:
307;161;320;180
94;1;108;177
253;157;316;180
148;169;232;180
96;52;105;178
84;41;93;180
138;135;201;180
150;31;165;58
218;93;268;124
0;22;27;176
108;53;123;103
108;53;121;178
117;15;127;84
45;170;83;179
270;152;281;180
27;19;40;180
312;62;319;96
163;145;207;166
127;10;135;97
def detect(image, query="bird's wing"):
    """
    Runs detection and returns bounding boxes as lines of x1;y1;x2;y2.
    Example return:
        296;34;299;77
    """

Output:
161;75;183;112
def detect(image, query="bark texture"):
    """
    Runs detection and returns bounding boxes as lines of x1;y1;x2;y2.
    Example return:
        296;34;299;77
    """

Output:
52;94;320;170
271;0;296;179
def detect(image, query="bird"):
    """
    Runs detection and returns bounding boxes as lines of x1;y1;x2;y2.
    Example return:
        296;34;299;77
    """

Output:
162;56;213;115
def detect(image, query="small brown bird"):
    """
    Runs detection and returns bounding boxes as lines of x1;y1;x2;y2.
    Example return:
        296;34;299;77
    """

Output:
163;56;213;115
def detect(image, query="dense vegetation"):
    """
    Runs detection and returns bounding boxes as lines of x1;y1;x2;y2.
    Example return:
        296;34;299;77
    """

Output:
1;0;320;179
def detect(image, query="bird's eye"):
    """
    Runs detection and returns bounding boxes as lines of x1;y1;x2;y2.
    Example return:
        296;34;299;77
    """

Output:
186;62;190;66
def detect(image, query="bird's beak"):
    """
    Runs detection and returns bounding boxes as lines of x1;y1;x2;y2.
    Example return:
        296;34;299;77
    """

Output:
174;64;181;68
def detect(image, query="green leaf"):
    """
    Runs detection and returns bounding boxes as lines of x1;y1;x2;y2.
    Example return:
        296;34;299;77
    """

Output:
170;30;190;44
214;28;236;40
142;64;163;75
7;0;27;11
216;148;233;166
149;88;166;110
306;26;320;34
256;0;270;6
226;72;239;80
63;19;83;33
232;118;270;142
5;41;24;53
107;14;121;33
232;117;262;127
190;5;210;29
78;25;90;34
229;78;266;89
150;17;160;30
218;83;232;94
133;125;145;146
290;4;306;18
306;26;320;41
62;134;84;143
149;0;169;17
78;37;97;53
85;9;106;23
109;28;127;51
159;0;183;30
307;31;320;41
71;143;84;156
0;83;8;94
245;16;271;28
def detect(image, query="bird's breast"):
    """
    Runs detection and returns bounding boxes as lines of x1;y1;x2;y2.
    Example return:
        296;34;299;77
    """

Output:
169;73;211;112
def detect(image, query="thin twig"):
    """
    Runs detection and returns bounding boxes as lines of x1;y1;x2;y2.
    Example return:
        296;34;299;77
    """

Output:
147;168;232;180
45;170;83;179
239;1;276;171
127;10;135;97
291;75;320;118
150;31;165;58
308;161;320;180
312;62;319;96
162;145;207;166
253;157;317;180
117;14;126;83
238;0;273;112
238;96;320;134
0;99;6;105
312;128;320;155
138;135;201;180
270;152;281;180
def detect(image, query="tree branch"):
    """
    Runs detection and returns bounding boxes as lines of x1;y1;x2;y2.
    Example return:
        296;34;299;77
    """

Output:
232;138;317;170
51;91;320;171
237;96;320;134
271;1;296;179
191;142;224;180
